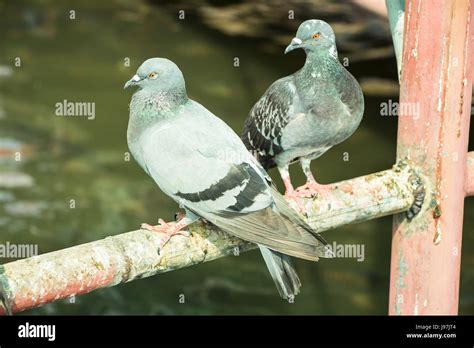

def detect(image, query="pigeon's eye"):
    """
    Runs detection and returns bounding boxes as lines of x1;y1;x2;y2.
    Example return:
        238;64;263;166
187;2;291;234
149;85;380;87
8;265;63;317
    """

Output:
148;72;158;79
312;33;321;39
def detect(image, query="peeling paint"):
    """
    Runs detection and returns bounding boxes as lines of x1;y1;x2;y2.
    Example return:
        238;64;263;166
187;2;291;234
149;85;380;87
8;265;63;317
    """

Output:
414;293;419;315
394;253;408;315
433;205;442;218
433;224;442;245
0;265;13;315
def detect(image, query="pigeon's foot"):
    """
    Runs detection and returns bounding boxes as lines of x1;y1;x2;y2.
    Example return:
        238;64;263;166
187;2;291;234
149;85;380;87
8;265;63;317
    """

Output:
141;219;190;250
295;181;330;199
284;190;309;216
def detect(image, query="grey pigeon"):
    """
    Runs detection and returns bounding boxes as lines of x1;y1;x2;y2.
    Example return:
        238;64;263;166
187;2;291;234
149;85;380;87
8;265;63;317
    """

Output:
124;58;333;300
242;20;364;206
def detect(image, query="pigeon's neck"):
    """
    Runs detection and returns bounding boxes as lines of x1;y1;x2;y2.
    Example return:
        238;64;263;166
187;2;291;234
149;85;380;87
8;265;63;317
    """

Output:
304;46;338;66
293;46;345;105
297;47;341;80
131;87;188;120
127;88;188;143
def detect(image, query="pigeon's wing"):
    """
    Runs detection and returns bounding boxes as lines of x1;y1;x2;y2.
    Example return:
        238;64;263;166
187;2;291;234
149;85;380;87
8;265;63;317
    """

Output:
140;108;274;215
242;76;302;168
334;68;365;119
141;103;330;260
201;207;331;260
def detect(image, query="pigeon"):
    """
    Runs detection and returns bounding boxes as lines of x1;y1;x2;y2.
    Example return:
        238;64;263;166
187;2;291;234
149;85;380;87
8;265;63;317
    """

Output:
242;20;364;206
124;58;333;300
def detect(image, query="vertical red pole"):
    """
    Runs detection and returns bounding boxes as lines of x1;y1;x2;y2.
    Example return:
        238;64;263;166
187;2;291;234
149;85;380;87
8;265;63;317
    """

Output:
389;0;474;315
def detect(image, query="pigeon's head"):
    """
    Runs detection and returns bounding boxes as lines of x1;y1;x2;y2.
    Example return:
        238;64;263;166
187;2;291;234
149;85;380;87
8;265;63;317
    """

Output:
124;58;185;92
285;20;336;55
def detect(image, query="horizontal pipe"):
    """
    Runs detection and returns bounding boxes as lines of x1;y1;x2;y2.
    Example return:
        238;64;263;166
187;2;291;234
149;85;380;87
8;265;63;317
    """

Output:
0;159;424;315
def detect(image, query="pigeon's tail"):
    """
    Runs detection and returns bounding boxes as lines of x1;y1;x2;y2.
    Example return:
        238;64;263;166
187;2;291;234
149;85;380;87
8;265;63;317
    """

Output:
259;246;301;300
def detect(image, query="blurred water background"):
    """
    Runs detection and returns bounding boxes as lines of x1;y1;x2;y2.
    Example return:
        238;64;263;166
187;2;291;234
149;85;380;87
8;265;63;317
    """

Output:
0;0;473;315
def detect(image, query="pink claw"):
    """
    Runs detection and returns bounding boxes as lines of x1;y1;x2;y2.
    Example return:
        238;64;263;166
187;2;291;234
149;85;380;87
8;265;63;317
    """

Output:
141;219;190;249
295;180;330;198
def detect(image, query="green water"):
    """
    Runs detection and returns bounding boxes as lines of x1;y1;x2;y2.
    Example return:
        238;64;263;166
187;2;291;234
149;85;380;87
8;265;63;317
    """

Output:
0;0;472;315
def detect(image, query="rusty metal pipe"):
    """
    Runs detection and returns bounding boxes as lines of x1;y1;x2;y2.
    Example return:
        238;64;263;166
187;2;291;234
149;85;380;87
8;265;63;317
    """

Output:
0;160;422;315
389;0;473;315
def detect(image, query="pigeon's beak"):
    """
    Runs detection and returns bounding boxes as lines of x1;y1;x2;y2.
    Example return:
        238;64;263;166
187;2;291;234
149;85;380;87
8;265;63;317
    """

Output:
284;37;303;54
124;74;142;89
